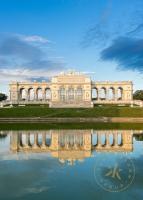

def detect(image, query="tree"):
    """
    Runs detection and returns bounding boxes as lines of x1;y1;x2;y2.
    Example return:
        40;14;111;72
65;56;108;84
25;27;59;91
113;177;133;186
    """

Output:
133;90;143;101
0;93;7;101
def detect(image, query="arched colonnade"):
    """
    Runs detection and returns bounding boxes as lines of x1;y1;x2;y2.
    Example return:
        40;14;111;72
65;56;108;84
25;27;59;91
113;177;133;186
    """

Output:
19;87;51;101
92;87;124;101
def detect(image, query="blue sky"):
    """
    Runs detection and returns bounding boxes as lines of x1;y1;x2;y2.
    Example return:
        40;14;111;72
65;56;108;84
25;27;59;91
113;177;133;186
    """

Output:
0;0;143;94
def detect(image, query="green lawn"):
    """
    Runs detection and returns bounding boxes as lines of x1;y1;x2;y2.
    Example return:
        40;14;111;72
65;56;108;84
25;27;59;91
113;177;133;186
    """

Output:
0;106;143;117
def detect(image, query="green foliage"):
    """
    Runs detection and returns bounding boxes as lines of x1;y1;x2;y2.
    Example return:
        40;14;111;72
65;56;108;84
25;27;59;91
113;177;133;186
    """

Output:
0;93;7;101
133;90;143;100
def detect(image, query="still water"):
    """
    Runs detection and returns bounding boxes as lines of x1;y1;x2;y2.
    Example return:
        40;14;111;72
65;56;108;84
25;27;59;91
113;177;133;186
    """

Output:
0;129;143;200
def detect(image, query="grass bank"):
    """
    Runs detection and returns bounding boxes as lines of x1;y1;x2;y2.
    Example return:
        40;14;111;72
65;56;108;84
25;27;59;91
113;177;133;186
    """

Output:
1;106;143;118
0;123;143;130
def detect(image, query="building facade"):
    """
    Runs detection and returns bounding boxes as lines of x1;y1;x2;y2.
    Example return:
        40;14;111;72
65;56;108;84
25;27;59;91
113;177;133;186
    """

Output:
9;71;133;107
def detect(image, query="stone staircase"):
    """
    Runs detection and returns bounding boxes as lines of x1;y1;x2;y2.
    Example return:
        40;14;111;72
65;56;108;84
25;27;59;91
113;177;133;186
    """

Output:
49;101;93;108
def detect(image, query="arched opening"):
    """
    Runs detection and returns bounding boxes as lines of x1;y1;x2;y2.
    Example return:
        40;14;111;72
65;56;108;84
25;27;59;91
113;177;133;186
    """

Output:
92;88;98;100
68;87;74;101
117;87;123;100
108;87;115;100
100;87;106;100
36;88;43;101
29;134;34;146
117;133;122;146
28;88;35;101
20;88;26;101
45;88;51;100
109;134;114;146
76;87;83;101
38;133;42;146
46;132;51;147
101;134;106;146
92;131;98;146
21;134;27;146
59;87;65;102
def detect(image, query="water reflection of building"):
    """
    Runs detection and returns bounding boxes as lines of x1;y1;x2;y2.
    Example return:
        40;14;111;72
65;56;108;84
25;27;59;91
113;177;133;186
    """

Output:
10;130;134;164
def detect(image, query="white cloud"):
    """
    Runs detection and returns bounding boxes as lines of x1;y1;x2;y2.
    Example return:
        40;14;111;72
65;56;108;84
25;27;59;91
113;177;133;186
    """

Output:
21;35;51;44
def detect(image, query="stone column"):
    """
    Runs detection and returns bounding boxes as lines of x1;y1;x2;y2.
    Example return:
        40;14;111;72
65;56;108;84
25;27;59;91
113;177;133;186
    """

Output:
112;89;116;101
33;133;38;148
106;133;110;147
41;132;47;149
25;133;30;148
10;131;19;151
97;89;100;101
27;89;30;101
43;90;46;101
113;132;118;147
35;90;38;101
105;88;108;100
115;89;118;101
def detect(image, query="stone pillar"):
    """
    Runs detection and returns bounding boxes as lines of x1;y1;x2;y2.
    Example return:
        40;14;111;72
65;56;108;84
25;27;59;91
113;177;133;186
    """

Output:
106;88;108;100
113;89;116;100
97;133;102;147
97;89;100;100
113;132;118;147
115;89;118;101
33;133;38;148
50;132;58;150
106;133;110;147
35;90;38;101
10;131;19;151
96;89;99;100
122;131;133;151
27;89;30;101
41;132;47;149
84;133;91;150
43;90;46;101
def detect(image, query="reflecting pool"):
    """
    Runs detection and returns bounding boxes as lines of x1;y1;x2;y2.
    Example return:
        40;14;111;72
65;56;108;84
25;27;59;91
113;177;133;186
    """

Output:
0;129;143;199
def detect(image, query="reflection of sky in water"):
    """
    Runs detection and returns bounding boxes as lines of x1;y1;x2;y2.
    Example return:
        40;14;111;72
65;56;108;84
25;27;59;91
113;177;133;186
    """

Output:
0;130;143;200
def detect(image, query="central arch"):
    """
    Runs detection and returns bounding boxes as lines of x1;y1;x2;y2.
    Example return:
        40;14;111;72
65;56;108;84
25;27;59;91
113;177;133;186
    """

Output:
76;87;83;101
67;87;74;101
59;87;65;102
36;88;43;101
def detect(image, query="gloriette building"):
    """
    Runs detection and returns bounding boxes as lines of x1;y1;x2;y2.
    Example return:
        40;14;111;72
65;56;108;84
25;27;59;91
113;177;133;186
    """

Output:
9;71;133;107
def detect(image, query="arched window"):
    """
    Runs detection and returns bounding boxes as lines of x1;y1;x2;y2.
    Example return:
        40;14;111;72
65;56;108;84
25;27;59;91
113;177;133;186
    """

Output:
20;88;26;100
108;87;115;100
36;88;43;100
45;88;51;100
59;87;65;101
117;87;123;100
68;87;74;101
100;87;106;100
76;87;83;101
92;88;98;100
28;88;35;101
